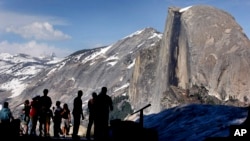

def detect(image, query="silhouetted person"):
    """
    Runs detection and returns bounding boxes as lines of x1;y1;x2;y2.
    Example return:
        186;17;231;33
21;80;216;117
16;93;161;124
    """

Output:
0;101;14;137
61;103;71;137
95;87;113;140
28;95;40;136
72;90;84;139
54;101;63;137
20;100;31;136
40;89;52;110
39;89;52;136
86;92;97;140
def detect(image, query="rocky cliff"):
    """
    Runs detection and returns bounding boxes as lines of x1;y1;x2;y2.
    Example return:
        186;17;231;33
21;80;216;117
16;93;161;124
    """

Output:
129;5;250;114
181;5;250;102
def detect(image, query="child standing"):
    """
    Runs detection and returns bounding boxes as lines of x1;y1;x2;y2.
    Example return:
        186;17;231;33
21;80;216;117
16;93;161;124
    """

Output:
53;101;62;137
20;100;31;136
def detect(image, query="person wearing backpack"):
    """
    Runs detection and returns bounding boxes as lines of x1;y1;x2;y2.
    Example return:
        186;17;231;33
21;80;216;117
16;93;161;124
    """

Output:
0;102;14;137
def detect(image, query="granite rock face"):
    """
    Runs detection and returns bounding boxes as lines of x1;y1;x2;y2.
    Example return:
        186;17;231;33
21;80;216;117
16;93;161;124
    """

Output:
129;5;250;114
181;5;250;102
128;41;161;114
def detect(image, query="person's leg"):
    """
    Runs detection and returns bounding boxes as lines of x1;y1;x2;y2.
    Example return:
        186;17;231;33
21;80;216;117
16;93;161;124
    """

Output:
54;121;59;137
94;119;103;141
72;115;80;137
104;119;110;140
86;117;94;139
39;120;43;136
28;117;33;135
61;119;66;136
65;119;70;135
99;116;109;140
46;121;50;136
30;116;38;135
34;116;39;135
39;112;45;136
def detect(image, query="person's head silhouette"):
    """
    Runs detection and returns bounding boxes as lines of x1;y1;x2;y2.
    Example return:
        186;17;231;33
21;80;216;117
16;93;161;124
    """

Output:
101;87;107;95
56;101;61;107
78;90;83;97
3;101;8;108
24;99;29;105
43;89;49;96
92;92;97;98
63;103;68;109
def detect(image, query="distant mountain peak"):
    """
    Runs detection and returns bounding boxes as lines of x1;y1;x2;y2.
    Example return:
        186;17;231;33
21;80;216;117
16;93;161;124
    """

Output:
123;27;162;39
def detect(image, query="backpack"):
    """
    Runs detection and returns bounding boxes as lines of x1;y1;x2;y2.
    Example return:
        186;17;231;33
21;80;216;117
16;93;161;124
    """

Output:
0;108;11;121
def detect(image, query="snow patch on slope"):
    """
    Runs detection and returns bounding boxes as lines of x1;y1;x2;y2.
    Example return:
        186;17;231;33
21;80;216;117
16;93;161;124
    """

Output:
1;79;27;98
127;59;135;69
0;52;60;98
124;29;144;39
179;6;192;13
81;45;113;64
149;33;162;39
114;83;130;92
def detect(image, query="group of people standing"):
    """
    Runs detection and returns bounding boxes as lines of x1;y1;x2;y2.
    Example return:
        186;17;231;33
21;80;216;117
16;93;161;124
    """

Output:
0;86;113;141
70;86;114;141
86;87;113;140
20;88;71;138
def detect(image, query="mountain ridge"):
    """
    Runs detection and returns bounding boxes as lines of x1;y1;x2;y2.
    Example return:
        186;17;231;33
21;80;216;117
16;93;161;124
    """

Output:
0;5;250;141
1;27;163;121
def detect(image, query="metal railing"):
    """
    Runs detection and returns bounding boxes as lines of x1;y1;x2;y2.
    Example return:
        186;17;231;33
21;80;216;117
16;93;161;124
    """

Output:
131;103;151;127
